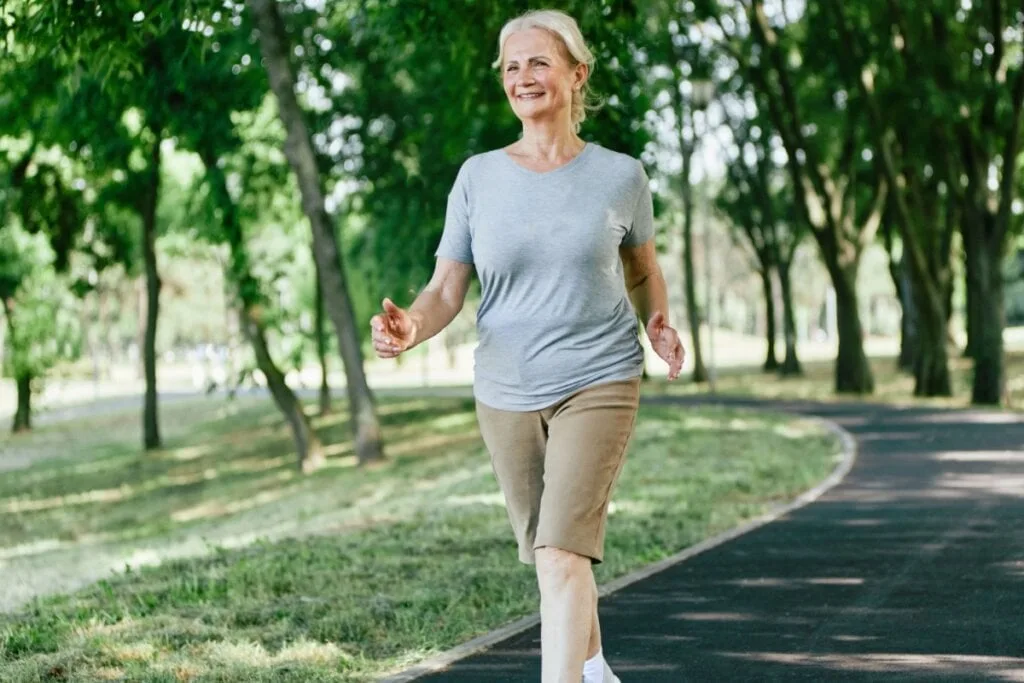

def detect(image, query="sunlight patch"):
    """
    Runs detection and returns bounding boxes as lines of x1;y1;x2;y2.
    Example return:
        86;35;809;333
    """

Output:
93;667;126;680
172;487;289;522
388;432;480;458
718;652;1024;679
772;420;823;439
0;538;65;559
607;499;655;516
197;638;350;667
167;444;214;461
725;417;772;432
3;485;131;513
322;442;354;458
429;412;477;430
727;577;864;588
932;451;1023;463
672;611;756;622
443;492;506;507
937;473;1024;496
105;641;157;663
376;399;433;416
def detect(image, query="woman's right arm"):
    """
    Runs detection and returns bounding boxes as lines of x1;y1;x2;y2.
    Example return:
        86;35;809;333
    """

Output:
405;258;474;349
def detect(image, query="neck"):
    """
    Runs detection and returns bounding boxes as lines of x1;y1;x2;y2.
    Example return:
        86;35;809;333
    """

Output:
516;120;583;160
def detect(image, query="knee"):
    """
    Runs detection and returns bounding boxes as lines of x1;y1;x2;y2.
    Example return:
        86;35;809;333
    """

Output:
535;547;591;590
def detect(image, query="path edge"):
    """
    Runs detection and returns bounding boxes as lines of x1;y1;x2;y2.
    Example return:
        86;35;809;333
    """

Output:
378;413;858;683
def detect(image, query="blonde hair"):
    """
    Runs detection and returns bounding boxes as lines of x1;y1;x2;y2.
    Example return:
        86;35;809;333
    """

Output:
493;9;601;132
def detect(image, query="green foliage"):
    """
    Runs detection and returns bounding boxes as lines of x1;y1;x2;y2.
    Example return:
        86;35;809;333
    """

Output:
0;229;82;381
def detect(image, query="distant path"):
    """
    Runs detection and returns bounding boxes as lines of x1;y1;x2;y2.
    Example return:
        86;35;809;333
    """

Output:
412;396;1024;682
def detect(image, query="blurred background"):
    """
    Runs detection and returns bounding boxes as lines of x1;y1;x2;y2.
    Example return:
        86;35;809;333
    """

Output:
2;3;1024;679
1;0;1023;442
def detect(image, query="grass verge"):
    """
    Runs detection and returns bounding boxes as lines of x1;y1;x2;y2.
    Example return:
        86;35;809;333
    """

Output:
1;393;843;682
645;351;1024;410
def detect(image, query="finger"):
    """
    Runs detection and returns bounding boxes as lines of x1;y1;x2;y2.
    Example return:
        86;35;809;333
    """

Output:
374;344;399;359
382;297;402;318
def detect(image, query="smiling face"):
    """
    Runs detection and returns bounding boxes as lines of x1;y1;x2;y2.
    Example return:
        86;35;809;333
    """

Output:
501;28;587;129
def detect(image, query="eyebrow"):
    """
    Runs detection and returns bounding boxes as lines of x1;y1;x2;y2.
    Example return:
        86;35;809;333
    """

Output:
505;55;552;66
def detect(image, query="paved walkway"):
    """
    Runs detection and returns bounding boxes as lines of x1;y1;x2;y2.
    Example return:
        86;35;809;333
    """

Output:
418;397;1024;682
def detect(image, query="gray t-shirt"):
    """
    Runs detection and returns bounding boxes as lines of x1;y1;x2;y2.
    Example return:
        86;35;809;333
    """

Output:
436;142;655;411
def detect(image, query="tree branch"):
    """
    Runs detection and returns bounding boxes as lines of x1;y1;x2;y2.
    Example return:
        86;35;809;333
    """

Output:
747;0;837;243
996;63;1024;246
981;0;1005;132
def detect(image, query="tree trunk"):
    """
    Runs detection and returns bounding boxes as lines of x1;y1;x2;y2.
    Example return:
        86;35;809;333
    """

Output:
760;267;779;372
202;147;326;472
668;65;708;385
13;372;31;433
141;135;162;450
894;257;918;373
315;271;331;416
964;217;1006;405
682;204;708;383
248;0;383;464
4;298;31;433
777;260;802;376
830;266;874;394
242;308;325;472
910;281;952;396
962;233;979;359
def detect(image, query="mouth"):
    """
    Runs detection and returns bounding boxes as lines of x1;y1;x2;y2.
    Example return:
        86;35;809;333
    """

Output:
517;92;544;100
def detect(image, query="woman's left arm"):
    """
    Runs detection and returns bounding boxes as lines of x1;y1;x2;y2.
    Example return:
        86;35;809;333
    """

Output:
620;239;668;326
620;239;685;380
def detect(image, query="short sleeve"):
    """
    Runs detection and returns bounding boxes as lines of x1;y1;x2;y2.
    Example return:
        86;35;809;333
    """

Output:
435;159;474;264
622;160;655;247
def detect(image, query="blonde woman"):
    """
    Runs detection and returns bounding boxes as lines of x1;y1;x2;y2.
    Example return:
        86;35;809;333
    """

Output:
371;9;683;682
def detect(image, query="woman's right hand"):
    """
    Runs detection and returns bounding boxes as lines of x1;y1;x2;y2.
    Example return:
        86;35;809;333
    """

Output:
370;298;417;359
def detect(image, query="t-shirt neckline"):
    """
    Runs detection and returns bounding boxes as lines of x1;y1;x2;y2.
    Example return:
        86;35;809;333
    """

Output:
500;142;594;177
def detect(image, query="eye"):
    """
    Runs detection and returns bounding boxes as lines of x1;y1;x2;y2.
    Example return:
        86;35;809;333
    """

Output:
505;64;518;72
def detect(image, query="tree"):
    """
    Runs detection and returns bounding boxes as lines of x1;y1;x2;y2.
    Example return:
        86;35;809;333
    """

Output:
719;115;806;376
0;229;81;432
740;0;883;394
246;0;383;464
660;25;712;383
825;1;957;397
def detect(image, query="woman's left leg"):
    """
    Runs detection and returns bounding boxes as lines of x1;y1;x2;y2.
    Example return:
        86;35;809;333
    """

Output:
535;547;595;682
533;377;640;682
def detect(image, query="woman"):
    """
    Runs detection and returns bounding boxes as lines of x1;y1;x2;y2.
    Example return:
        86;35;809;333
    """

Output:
370;9;684;682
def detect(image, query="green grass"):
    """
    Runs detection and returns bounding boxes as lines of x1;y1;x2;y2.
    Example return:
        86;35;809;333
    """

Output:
646;350;1024;410
0;393;843;682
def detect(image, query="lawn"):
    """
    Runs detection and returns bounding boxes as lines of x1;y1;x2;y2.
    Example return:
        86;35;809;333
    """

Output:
0;391;844;682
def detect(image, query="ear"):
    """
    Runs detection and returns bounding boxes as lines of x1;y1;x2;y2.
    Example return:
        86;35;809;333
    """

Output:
573;62;589;91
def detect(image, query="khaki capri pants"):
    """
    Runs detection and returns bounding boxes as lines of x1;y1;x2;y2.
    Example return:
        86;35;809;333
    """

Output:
475;377;641;564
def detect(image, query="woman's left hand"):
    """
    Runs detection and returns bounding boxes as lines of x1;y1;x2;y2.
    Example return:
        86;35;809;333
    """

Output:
646;312;685;381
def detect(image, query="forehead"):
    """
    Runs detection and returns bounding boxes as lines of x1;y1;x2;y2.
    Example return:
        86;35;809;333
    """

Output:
502;28;565;62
